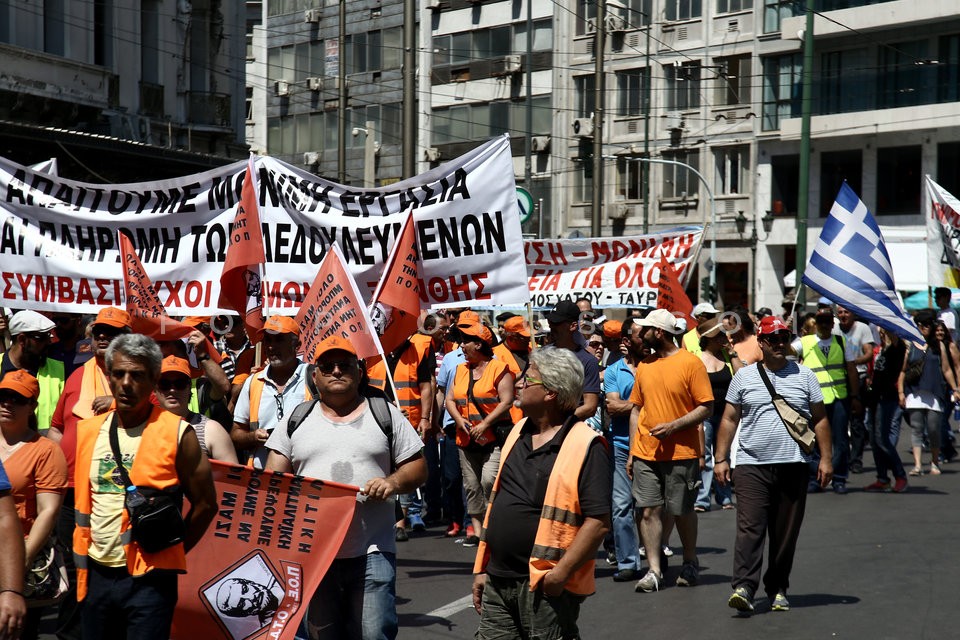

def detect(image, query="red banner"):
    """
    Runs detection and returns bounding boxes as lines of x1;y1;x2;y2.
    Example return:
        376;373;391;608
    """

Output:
370;213;422;355
173;461;357;640
295;244;383;362
656;254;697;329
220;157;267;343
120;232;197;341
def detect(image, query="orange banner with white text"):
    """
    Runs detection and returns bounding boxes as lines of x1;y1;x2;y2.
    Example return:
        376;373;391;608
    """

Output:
120;233;198;341
172;461;357;640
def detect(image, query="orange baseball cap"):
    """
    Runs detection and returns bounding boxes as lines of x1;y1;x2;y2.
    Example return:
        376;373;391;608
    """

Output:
0;370;40;400
602;320;623;340
94;307;132;329
457;310;480;325
182;316;212;328
264;315;300;336
503;316;530;337
313;335;358;361
458;322;494;345
160;356;192;378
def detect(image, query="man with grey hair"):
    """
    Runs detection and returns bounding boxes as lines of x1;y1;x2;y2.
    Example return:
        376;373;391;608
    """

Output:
74;334;216;639
473;347;611;639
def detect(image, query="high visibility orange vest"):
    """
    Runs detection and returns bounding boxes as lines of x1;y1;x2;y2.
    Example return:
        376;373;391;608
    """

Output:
366;360;387;392
492;343;526;423
474;418;600;596
393;336;431;427
452;359;511;448
73;407;186;601
248;371;313;431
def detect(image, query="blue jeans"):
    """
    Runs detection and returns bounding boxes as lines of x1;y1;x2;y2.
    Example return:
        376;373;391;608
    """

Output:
870;398;905;482
398;491;422;521
815;398;850;482
696;416;733;509
305;552;397;640
81;562;178;640
611;445;639;571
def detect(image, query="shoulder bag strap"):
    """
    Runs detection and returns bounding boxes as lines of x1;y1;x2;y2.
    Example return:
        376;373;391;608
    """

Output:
107;413;134;490
467;369;491;422
756;363;781;401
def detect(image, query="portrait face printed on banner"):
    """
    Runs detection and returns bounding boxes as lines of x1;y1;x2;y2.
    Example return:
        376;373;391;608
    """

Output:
201;551;287;640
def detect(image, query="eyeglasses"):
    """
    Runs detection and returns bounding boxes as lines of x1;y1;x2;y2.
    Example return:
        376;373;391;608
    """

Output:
317;360;357;375
275;393;285;420
24;332;52;341
0;392;29;406
157;377;191;391
92;324;123;338
587;341;603;348
523;375;545;389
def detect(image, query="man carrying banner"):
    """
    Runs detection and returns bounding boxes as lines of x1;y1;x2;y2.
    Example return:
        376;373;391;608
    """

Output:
74;334;216;639
715;316;832;614
546;301;601;421
628;309;713;593
1;310;65;434
231;315;311;469
265;335;427;640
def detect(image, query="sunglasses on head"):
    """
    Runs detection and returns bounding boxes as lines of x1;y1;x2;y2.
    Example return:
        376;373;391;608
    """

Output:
0;391;29;406
157;377;191;391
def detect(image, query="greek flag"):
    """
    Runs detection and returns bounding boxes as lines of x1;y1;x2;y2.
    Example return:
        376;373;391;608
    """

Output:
803;182;923;343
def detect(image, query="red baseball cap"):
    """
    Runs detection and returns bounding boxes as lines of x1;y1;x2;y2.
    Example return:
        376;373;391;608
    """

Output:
758;316;790;335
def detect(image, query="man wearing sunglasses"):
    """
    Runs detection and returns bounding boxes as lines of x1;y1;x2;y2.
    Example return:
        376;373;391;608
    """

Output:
715;315;832;615
266;335;426;640
1;310;65;435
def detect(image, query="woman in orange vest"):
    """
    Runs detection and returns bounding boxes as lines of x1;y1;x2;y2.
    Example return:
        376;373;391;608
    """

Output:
444;322;515;547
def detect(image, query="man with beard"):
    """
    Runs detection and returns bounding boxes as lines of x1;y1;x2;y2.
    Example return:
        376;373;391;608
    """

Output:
216;577;280;624
231;316;311;469
48;313;94;378
1;310;65;434
627;309;713;593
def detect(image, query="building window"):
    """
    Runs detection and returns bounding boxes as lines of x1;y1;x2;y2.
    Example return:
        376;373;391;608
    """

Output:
715;55;751;106
613;0;652;28
717;0;752;12
770;154;799;216
576;0;597;36
617;157;647;201
383;27;402;70
574;161;593;203
938;143;960;197
820;48;870;114
939;35;960;103
714;146;749;196
514;19;553;51
666;62;701;111
761;53;801;130
876;146;921;215
268;45;295;81
616;68;650;116
246;87;253;121
345;33;367;74
662;150;700;199
820;150;862;217
575;75;596;117
878;40;935;109
44;0;65;56
763;0;799;34
666;0;702;21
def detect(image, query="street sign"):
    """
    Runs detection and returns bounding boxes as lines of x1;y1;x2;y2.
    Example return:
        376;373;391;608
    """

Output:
516;187;534;224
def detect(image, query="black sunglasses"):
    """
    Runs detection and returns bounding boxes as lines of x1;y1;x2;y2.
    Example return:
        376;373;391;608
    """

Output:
0;391;29;406
317;360;357;375
92;324;123;337
157;377;191;391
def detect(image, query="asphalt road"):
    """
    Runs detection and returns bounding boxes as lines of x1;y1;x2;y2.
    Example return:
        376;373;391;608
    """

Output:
395;443;960;640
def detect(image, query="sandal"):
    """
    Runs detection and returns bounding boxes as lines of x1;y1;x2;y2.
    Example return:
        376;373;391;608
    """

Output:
930;464;942;475
908;468;923;476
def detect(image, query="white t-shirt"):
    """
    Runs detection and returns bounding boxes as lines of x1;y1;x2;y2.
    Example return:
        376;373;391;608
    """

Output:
833;321;874;375
264;399;422;558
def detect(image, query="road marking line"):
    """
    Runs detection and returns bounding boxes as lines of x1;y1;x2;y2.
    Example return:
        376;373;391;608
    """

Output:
422;594;474;620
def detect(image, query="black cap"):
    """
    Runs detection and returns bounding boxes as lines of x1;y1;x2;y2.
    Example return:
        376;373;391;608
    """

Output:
546;300;581;324
495;311;518;323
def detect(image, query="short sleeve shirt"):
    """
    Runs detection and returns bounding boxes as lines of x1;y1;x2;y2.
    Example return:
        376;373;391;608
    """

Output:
437;348;465;429
233;360;310;470
603;358;635;450
265;400;422;558
2;435;68;536
833;321;874;374
629;349;713;461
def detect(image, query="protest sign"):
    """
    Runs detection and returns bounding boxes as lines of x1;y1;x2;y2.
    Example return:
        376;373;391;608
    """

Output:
656;253;697;328
925;175;960;288
524;227;703;309
370;212;422;355
0;136;527;315
172;461;357;640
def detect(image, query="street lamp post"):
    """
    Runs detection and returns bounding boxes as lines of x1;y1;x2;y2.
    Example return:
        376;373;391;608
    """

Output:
736;210;774;310
351;121;380;188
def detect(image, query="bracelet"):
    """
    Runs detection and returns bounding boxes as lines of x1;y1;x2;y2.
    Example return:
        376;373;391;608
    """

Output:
715;458;728;464
0;589;23;597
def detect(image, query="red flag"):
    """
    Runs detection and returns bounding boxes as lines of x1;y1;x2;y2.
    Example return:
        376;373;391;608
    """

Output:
295;244;383;363
172;461;357;640
656;254;697;330
369;213;422;355
219;157;266;343
119;233;196;341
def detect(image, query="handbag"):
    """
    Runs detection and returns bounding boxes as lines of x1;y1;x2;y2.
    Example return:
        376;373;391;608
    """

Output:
467;372;513;448
756;364;817;455
23;539;68;607
109;414;186;554
903;345;926;386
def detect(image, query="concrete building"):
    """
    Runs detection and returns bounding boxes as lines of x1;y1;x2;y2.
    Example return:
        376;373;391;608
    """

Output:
0;0;248;181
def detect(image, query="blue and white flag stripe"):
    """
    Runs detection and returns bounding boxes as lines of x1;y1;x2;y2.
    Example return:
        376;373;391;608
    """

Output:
803;182;923;343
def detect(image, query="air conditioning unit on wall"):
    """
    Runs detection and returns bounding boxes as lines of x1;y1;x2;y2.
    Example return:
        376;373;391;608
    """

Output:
424;147;441;162
572;117;594;138
531;136;551;153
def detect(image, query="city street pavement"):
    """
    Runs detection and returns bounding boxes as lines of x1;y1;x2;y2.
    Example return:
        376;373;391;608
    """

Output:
37;439;959;639
395;443;960;639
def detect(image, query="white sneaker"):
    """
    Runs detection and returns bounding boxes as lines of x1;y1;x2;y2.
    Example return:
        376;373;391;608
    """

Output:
638;545;672;558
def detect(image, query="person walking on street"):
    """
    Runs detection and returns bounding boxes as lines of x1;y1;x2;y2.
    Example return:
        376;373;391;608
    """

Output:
715;316;833;615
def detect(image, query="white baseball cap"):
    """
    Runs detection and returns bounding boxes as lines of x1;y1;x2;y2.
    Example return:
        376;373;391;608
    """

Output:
637;309;683;334
692;303;720;317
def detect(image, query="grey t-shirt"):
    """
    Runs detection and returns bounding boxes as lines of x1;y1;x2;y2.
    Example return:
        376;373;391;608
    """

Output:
265;400;422;558
833;320;874;375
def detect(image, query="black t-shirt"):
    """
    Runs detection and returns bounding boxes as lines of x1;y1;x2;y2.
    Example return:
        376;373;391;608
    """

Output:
483;417;611;579
871;341;906;400
569;346;602;394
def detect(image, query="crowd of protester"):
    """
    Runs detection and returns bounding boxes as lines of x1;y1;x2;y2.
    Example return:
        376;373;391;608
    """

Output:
0;290;955;639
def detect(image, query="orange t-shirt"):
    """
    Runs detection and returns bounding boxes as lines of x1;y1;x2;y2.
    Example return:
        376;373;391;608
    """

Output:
2;434;68;536
629;349;713;461
732;334;764;365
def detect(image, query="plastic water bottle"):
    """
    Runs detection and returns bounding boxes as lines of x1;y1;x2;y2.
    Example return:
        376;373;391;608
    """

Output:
125;485;146;509
953;400;960;422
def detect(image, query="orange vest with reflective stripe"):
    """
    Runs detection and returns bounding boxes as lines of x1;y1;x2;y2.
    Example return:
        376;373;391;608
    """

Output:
473;418;600;595
394;336;431;427
73;407;186;601
248;373;313;431
492;343;525;424
452;359;511;448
